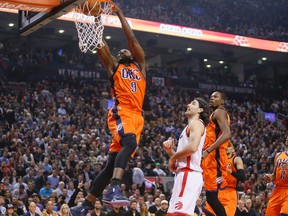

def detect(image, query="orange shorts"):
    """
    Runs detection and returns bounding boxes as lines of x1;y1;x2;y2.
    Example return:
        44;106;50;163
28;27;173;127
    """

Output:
108;106;144;156
201;148;228;191
205;188;237;216
266;187;288;216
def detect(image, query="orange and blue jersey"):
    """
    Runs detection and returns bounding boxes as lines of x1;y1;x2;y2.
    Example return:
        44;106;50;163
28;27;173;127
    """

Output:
226;155;237;188
202;108;230;191
110;62;146;113
274;151;288;187
266;151;288;216
108;62;146;155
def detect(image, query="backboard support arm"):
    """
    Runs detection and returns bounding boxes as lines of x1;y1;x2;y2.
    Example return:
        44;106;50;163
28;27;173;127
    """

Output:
19;0;86;36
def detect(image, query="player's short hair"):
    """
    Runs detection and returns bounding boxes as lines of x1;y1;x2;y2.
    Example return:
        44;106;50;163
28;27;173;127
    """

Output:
217;91;227;101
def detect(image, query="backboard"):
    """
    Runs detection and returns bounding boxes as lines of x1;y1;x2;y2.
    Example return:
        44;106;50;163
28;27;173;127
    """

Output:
0;0;86;36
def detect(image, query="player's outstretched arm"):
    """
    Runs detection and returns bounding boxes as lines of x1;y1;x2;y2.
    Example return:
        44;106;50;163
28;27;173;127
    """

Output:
207;109;231;153
97;40;118;78
114;6;146;78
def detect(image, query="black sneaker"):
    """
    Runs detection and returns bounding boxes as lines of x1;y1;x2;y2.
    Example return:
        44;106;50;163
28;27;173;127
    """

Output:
102;185;130;206
70;204;92;216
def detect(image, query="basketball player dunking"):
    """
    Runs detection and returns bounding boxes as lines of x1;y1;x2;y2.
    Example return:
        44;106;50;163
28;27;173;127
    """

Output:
70;4;146;216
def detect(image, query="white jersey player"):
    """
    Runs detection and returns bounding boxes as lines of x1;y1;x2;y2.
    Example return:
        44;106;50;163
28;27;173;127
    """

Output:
163;98;210;216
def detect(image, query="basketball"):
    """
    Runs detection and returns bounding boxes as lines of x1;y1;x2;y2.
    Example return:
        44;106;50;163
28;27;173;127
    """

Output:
81;0;102;16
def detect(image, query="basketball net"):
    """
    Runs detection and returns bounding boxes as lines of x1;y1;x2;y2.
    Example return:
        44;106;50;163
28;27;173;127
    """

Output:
72;0;114;53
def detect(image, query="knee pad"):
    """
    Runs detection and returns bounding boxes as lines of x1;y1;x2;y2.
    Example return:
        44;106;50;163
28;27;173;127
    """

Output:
115;134;137;169
120;134;137;152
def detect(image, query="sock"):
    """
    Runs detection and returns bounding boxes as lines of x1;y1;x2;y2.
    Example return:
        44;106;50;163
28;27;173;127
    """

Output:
111;178;121;186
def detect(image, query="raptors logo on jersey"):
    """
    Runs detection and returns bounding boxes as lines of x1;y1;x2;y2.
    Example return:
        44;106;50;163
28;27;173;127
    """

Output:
175;201;183;210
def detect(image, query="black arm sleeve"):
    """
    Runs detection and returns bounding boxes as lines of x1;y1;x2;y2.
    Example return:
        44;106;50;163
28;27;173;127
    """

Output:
231;169;246;182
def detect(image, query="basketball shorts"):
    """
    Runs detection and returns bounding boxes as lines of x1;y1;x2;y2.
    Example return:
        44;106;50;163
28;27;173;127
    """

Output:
205;187;237;216
108;106;144;156
266;187;288;216
168;169;203;216
201;148;228;191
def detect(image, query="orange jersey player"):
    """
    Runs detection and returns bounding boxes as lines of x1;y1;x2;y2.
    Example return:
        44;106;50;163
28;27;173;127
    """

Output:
108;60;146;154
205;141;245;216
264;136;288;216
225;142;245;216
201;91;231;216
71;5;146;216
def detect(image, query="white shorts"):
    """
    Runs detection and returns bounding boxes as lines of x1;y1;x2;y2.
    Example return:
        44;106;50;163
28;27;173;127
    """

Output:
168;170;203;216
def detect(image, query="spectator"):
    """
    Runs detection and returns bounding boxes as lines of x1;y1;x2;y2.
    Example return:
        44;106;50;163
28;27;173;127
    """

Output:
245;199;257;216
194;197;205;216
47;170;59;189
31;193;43;213
145;195;154;209
12;184;28;203
86;199;106;216
124;200;140;216
5;203;17;216
23;171;36;185
154;177;164;194
155;200;168;216
41;200;58;216
23;201;40;216
153;164;166;177
132;167;145;195
106;206;124;216
34;169;46;193
39;182;53;202
140;203;150;216
2;177;12;192
26;181;37;198
0;196;6;215
81;164;93;183
55;181;65;196
148;198;161;214
57;203;70;216
235;200;249;216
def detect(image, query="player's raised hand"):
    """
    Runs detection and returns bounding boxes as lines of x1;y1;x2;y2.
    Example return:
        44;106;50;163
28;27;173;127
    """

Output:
263;173;273;183
111;3;120;13
163;138;174;153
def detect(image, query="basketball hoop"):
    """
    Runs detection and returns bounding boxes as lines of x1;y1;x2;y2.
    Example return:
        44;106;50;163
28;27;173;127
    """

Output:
72;0;114;53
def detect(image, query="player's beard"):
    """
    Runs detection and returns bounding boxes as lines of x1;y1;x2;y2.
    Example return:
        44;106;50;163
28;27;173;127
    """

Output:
119;56;131;64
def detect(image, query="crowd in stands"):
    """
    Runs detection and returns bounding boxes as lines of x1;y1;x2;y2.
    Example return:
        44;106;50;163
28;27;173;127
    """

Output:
0;71;287;215
0;41;265;88
121;0;288;42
